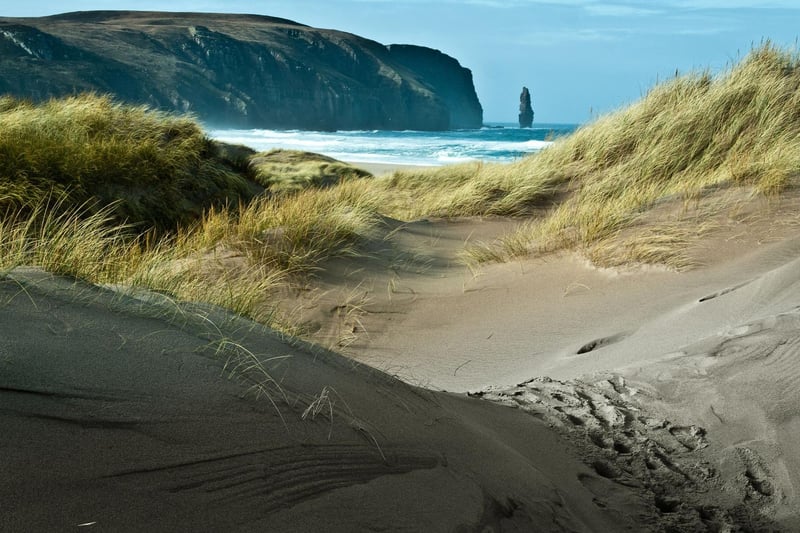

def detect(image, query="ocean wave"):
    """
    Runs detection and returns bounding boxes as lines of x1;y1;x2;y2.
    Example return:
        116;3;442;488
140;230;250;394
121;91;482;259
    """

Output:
209;125;575;166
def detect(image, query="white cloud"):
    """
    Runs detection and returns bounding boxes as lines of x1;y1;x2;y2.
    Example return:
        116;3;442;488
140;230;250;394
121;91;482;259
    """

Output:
513;19;735;48
349;0;800;12
514;27;635;46
585;4;663;17
666;0;800;8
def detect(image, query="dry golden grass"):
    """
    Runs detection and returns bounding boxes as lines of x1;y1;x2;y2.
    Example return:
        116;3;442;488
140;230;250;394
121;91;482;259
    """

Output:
250;149;372;194
382;43;800;269
4;43;800;339
0;180;389;328
0;198;283;325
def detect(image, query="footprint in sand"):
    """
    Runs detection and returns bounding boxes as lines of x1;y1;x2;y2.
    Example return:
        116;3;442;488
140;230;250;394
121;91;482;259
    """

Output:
668;425;708;451
737;447;777;499
697;279;753;303
575;332;629;355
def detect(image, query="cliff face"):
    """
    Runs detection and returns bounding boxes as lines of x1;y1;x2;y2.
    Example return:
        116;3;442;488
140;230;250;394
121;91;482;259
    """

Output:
0;11;483;130
387;45;483;130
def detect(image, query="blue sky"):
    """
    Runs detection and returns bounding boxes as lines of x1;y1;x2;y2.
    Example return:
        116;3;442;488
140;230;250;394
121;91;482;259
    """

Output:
3;1;800;123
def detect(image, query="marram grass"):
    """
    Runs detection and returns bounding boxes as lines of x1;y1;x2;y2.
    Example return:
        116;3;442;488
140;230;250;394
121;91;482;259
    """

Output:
0;96;383;330
0;96;382;415
0;93;257;231
381;43;800;269
3;42;800;334
0;178;387;327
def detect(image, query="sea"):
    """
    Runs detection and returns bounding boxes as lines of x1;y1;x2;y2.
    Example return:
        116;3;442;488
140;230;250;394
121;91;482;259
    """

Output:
208;122;579;167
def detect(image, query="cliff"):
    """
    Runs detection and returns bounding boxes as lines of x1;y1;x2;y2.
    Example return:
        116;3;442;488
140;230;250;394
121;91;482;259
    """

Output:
0;11;483;130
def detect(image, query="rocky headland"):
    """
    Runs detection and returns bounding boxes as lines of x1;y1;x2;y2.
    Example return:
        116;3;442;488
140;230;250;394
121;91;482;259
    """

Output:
0;11;483;130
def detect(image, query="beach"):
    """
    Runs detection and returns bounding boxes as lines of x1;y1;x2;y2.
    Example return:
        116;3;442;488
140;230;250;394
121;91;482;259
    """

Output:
348;161;435;176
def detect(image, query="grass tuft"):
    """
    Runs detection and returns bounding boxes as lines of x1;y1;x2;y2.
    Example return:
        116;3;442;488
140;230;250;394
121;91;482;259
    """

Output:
0;93;259;231
402;43;800;268
250;149;372;194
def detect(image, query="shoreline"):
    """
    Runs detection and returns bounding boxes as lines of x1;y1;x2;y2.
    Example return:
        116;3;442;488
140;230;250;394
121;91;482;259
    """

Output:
346;160;439;176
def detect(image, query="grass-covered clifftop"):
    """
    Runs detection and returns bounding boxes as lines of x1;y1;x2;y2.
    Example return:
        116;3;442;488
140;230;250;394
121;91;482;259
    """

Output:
3;44;800;330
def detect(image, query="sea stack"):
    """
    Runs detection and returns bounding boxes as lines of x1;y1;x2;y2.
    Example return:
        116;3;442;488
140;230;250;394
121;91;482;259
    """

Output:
518;86;534;128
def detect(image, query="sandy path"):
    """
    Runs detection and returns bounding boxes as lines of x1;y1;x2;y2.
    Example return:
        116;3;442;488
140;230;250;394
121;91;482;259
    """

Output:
0;268;670;532
308;212;800;530
321;215;800;390
6;201;800;529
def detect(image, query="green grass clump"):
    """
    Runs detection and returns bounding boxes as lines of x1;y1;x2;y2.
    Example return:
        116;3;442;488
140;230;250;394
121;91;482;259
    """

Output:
250;149;372;194
0;93;259;231
200;180;381;274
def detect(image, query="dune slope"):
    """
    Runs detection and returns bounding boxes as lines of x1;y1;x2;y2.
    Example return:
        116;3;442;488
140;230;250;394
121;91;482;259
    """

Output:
0;268;689;532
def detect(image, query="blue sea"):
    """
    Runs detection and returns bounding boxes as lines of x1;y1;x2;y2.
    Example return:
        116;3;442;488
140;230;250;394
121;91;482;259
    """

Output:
208;123;579;166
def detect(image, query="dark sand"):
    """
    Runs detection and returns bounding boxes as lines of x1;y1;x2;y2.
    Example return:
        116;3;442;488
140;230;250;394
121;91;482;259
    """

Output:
0;269;665;531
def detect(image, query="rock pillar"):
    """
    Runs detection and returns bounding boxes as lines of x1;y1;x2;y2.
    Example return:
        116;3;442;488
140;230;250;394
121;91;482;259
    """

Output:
518;86;534;128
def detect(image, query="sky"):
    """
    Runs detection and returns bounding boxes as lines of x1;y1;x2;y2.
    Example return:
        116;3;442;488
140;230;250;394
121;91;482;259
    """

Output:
3;1;800;123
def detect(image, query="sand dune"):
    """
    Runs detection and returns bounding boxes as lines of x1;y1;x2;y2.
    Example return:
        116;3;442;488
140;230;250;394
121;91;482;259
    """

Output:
0;268;670;531
6;43;800;530
296;212;800;530
4;210;800;530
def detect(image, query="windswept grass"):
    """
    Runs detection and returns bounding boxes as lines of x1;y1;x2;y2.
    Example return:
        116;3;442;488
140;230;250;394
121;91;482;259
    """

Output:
0;96;382;331
5;43;800;336
383;43;800;268
0;183;383;327
525;44;800;254
0;93;259;231
375;159;564;219
0;197;138;280
189;180;381;275
0;198;283;325
250;149;372;194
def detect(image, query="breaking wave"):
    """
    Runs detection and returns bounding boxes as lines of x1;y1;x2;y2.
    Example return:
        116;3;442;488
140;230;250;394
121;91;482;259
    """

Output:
208;123;578;166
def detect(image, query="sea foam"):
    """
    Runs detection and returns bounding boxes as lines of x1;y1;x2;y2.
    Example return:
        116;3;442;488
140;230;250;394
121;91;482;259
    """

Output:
209;123;577;166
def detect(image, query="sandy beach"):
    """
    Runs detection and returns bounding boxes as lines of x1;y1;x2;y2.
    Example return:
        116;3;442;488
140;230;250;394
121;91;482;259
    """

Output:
348;161;438;176
4;190;800;531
